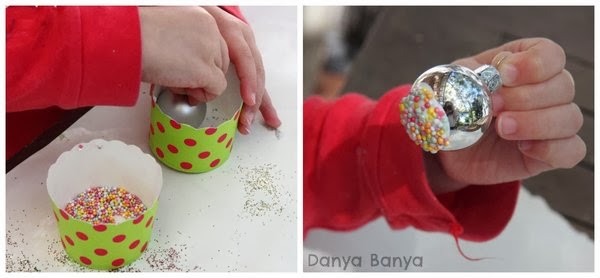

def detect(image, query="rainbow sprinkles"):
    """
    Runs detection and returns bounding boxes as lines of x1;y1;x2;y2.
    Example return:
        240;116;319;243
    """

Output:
64;186;146;225
399;83;450;154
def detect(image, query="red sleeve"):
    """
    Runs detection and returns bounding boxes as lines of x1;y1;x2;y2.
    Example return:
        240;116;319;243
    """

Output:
219;6;247;23
303;85;520;242
6;6;141;112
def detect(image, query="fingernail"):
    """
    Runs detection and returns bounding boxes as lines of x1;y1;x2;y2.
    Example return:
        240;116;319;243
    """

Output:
241;125;251;135
249;93;256;106
565;69;575;88
500;116;517;136
498;62;518;86
518;140;532;151
245;112;255;126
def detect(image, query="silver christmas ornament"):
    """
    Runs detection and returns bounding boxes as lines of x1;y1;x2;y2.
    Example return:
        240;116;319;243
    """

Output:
400;64;502;153
155;88;208;128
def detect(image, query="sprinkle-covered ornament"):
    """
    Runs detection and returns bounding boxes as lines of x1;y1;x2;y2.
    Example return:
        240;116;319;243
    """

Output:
400;64;501;152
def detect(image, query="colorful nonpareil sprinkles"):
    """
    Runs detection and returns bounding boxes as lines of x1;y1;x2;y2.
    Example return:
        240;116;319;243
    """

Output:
64;186;146;224
399;82;450;154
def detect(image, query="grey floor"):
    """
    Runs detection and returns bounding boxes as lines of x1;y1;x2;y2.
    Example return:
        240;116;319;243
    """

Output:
304;6;594;239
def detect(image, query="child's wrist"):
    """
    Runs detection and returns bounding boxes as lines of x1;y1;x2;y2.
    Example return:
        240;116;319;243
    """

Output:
423;152;469;194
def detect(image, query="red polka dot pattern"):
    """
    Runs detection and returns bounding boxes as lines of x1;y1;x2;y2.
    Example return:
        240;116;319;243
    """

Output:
145;216;154;228
170;119;181;129
133;214;144;225
65;235;74;246
56;202;158;269
155;147;164;158
76;231;88;241
94;248;108;256
205;128;217;135
141;242;148;253
80;256;92;265
60;209;70;220
93;225;107;232
113;234;126;243
167;144;178;153
149;95;239;173
184;138;196;146
112;258;125;267
129;239;140;250
198;151;210;159
180;162;192;169
150;124;154;135
157;122;165;133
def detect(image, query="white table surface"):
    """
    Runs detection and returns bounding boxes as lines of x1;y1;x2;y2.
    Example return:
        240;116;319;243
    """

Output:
6;6;297;272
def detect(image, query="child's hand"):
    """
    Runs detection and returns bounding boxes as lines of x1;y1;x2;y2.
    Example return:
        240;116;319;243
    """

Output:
138;7;229;103
203;6;281;135
428;38;585;194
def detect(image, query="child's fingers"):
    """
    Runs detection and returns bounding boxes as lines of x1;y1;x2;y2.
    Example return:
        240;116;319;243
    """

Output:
219;35;230;74
519;136;586;174
493;38;566;87
259;91;282;128
456;38;566;87
168;87;187;95
187;95;200;106
164;87;216;105
494;69;575;113
200;66;227;98
496;103;583;140
229;36;258;106
237;104;254;135
244;30;266;110
185;88;217;103
237;90;280;134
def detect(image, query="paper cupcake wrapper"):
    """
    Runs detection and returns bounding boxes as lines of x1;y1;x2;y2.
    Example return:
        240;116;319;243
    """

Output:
148;67;243;173
149;91;240;173
52;201;157;270
47;139;162;270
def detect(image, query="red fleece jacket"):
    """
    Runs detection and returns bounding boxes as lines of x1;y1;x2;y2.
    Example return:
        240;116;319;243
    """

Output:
304;86;520;244
6;6;244;159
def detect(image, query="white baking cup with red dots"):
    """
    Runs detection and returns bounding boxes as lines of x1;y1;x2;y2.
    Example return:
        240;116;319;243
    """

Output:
47;139;162;270
148;77;242;173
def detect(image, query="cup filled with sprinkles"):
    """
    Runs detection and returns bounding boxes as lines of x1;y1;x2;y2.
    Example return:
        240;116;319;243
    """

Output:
47;139;162;270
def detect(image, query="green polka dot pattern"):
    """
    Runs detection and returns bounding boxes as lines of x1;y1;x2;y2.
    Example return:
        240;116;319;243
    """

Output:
148;93;241;173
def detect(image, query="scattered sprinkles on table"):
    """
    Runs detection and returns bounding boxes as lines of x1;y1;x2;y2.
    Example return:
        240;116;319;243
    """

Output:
64;186;146;224
399;82;450;154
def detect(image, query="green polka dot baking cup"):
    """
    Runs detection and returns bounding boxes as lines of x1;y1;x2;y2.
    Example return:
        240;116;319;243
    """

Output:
400;82;450;154
47;139;162;270
148;70;243;173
